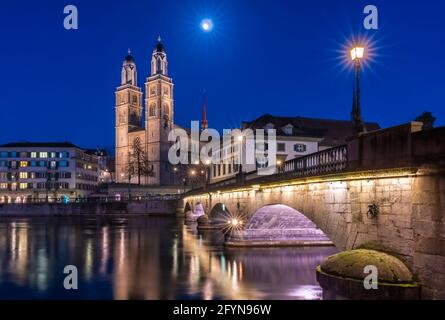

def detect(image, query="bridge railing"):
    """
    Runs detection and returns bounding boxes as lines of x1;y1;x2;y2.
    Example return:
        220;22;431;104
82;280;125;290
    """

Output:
200;144;348;192
281;144;348;178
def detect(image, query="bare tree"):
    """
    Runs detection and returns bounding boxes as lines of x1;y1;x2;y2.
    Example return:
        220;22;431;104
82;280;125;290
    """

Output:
130;137;155;185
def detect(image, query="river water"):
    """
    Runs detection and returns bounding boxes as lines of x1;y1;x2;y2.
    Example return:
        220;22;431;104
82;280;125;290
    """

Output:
0;216;339;300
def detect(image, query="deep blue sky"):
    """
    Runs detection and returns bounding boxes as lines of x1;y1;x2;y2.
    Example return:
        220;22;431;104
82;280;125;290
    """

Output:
0;0;444;149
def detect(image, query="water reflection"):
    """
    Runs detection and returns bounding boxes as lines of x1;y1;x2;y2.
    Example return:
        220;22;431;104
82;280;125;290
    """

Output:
0;217;338;300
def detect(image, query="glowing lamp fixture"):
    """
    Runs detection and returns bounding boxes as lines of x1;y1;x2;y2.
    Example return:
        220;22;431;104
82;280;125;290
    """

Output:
230;219;241;226
350;46;365;61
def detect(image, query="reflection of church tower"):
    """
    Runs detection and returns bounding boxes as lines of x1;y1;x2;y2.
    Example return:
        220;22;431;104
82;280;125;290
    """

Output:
115;50;143;182
145;37;175;185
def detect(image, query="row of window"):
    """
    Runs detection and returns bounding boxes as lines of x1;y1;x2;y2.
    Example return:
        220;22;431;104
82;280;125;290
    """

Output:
76;172;98;182
75;162;98;171
213;142;308;158
0;171;72;181
0;160;70;169
0;151;70;159
277;143;308;153
75;183;97;191
213;163;240;178
0;182;70;191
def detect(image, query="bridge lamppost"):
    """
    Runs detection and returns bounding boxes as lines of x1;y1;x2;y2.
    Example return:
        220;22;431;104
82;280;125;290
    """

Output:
350;46;365;134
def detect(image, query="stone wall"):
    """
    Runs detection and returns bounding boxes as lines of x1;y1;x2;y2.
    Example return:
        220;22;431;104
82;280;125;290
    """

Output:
184;169;445;299
0;200;178;216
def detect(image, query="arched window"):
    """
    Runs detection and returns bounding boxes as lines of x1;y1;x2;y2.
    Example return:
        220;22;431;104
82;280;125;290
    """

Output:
149;103;156;117
163;103;169;116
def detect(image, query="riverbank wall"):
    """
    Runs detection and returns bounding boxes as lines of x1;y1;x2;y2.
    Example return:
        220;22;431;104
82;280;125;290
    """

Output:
0;200;179;216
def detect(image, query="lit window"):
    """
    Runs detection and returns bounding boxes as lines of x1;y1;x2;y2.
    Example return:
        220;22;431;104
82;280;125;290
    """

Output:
40;152;48;158
19;172;28;179
0;183;7;190
50;161;57;169
19;183;28;190
20;161;28;167
11;183;17;191
31;152;37;158
50;152;56;158
10;161;17;169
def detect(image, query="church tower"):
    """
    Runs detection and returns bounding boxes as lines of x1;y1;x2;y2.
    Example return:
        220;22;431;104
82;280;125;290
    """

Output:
115;50;143;182
145;37;175;185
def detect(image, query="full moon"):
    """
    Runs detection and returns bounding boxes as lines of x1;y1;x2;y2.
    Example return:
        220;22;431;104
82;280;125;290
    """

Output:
200;19;213;32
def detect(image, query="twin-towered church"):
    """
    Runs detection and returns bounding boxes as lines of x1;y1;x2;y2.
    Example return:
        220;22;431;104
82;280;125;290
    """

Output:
115;37;176;185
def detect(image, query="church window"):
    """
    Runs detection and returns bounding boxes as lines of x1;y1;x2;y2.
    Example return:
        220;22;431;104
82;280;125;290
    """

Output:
163;104;169;116
163;87;169;96
150;86;156;96
149;103;156;117
132;95;138;104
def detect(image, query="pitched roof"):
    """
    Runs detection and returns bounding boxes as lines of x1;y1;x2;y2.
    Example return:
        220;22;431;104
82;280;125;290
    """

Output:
242;114;381;146
0;142;81;149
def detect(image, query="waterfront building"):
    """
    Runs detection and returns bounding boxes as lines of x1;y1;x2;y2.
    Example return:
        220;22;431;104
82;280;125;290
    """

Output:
86;149;113;183
0;142;99;203
210;114;380;183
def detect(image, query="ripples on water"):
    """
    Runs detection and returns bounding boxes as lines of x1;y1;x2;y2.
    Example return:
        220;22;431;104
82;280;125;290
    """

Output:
0;216;338;300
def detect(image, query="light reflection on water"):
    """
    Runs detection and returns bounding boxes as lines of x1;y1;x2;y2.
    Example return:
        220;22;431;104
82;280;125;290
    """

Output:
0;216;338;300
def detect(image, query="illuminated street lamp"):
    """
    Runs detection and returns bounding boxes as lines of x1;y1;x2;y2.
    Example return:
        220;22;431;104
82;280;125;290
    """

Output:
350;47;364;61
350;46;365;134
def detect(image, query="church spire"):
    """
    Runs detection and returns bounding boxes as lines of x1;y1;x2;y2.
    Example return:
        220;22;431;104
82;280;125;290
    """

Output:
151;36;168;76
121;48;137;86
201;90;208;131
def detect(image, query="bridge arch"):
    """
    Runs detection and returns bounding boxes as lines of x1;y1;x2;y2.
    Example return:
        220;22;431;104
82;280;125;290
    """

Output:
226;204;333;247
208;203;232;224
184;202;192;214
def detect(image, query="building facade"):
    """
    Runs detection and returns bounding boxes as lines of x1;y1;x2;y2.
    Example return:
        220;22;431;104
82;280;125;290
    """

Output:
115;38;175;186
210;114;380;183
0;142;99;203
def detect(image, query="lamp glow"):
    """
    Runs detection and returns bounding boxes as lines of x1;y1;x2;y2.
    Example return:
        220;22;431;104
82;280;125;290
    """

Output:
201;19;213;32
350;47;365;61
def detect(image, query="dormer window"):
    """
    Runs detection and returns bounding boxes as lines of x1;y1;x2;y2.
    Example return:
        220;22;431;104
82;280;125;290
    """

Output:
264;123;275;130
282;124;293;135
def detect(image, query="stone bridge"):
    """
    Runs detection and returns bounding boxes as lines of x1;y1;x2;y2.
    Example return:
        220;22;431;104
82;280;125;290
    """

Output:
183;123;445;299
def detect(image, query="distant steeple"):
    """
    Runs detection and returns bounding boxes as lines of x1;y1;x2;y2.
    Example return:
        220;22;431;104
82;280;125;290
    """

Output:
201;90;208;131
